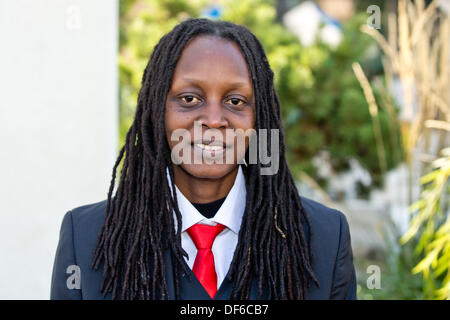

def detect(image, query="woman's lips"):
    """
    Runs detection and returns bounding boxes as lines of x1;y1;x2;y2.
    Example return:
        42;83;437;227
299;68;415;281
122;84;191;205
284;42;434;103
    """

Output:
191;141;231;159
194;143;225;151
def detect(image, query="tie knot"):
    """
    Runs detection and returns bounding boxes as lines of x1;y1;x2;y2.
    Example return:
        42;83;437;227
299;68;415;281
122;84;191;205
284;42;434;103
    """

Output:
187;223;226;249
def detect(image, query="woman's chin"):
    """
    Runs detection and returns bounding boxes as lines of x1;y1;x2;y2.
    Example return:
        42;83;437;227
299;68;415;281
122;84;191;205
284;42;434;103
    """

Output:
178;163;238;180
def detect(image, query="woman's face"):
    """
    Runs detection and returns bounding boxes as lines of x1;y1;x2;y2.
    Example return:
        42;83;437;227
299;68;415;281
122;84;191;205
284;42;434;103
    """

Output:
165;35;255;179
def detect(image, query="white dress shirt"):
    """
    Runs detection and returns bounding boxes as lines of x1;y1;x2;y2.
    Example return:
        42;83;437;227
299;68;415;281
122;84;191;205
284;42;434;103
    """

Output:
168;165;246;288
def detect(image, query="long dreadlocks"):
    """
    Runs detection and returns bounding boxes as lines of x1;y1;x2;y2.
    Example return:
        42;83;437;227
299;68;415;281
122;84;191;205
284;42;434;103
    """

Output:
91;18;319;300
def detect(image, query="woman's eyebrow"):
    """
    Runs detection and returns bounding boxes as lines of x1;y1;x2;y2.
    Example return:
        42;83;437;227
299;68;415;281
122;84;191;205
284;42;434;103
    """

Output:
180;77;250;89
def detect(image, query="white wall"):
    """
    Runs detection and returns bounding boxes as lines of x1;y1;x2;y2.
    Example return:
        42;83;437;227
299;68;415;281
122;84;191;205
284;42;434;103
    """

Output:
0;0;118;299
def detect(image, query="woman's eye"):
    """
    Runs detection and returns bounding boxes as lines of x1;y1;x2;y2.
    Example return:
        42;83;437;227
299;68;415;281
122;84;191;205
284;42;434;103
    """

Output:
225;97;245;106
180;95;200;105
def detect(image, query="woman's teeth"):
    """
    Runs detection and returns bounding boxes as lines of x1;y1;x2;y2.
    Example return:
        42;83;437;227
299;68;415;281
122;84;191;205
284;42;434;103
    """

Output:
195;143;224;151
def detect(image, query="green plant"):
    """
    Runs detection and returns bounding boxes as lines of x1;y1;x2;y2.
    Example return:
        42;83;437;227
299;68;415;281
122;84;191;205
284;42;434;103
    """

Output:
401;147;450;299
360;0;450;299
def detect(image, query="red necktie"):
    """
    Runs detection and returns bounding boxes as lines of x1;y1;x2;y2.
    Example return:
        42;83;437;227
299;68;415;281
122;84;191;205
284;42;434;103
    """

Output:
187;223;226;298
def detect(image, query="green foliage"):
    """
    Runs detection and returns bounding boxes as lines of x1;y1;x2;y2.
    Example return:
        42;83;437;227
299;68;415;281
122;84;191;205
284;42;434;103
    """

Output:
276;14;402;189
118;0;403;191
401;147;450;299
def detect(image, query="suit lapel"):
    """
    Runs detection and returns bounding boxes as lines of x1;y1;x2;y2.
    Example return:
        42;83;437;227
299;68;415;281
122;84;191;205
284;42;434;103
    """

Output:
163;248;211;299
163;248;269;300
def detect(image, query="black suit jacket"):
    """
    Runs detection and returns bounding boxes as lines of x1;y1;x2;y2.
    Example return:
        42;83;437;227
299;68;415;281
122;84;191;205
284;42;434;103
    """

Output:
50;196;357;299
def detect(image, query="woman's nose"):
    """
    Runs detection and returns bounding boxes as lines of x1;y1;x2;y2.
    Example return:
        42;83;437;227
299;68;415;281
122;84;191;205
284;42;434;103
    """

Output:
200;99;228;129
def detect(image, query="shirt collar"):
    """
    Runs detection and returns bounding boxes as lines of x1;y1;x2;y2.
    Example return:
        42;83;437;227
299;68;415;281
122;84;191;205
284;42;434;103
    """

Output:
168;166;246;235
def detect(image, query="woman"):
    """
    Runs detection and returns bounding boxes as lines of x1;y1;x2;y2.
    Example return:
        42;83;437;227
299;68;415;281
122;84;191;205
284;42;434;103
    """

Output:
51;18;356;300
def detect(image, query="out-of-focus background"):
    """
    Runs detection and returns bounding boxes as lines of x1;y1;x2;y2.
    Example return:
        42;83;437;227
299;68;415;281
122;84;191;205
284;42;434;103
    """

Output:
0;0;448;299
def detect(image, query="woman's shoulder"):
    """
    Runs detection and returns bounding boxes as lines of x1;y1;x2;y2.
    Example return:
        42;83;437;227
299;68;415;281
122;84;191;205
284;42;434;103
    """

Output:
68;199;108;228
299;196;356;299
299;195;347;230
66;196;348;235
52;200;110;300
298;196;352;265
61;199;109;260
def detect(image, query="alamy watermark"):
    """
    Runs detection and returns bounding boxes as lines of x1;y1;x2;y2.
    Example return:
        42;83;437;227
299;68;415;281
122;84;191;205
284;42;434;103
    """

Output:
366;264;381;289
66;264;81;290
170;121;280;175
366;5;381;29
66;4;81;30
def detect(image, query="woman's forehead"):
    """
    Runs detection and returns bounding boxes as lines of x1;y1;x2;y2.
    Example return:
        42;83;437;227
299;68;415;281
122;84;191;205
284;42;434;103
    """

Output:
172;35;252;84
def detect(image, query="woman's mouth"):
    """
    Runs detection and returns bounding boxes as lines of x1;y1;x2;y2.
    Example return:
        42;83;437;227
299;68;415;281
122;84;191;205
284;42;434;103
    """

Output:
191;140;230;159
194;143;225;151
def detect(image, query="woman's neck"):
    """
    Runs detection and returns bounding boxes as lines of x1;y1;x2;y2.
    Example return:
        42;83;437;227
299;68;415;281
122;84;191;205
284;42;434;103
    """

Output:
171;165;239;204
